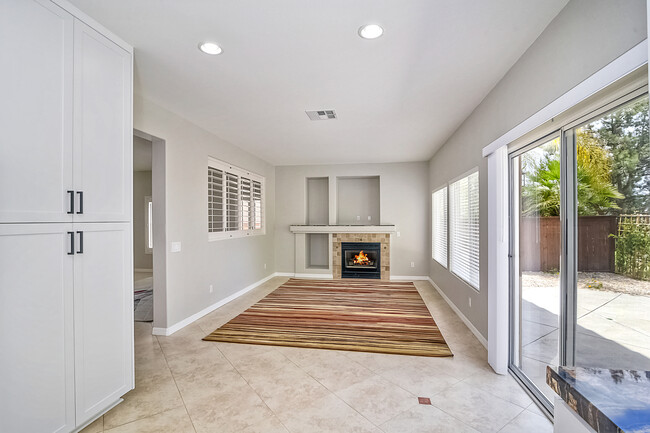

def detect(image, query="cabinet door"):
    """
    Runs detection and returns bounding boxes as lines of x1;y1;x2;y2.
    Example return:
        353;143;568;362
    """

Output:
0;224;75;433
73;223;133;425
73;20;132;223
0;0;73;223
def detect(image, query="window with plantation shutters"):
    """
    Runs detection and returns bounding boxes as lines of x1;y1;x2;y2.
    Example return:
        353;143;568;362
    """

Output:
449;171;479;290
208;157;265;240
225;171;239;231
208;167;224;233
432;186;447;267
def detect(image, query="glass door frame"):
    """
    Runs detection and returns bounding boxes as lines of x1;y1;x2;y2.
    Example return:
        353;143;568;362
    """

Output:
507;84;649;416
508;131;567;416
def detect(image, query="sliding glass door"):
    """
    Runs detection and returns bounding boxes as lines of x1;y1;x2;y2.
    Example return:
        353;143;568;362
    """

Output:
509;92;650;413
573;96;650;370
510;135;562;408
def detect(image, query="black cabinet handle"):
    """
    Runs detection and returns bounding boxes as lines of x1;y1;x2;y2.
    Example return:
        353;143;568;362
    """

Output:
67;191;74;214
76;191;83;214
67;231;75;255
76;231;84;254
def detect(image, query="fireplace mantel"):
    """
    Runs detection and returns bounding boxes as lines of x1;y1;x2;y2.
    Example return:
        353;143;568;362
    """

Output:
290;225;396;234
290;226;393;279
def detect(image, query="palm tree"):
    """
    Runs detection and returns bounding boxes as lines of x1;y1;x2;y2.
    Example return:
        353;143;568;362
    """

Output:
522;132;623;217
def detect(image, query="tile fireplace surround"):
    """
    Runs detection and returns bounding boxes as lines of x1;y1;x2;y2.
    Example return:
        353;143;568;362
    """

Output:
333;233;390;280
288;225;396;278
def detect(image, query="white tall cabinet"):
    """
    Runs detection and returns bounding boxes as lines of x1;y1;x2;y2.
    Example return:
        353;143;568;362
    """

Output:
0;1;134;432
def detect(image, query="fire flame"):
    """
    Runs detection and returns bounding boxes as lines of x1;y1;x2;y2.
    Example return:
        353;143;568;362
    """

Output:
354;251;371;265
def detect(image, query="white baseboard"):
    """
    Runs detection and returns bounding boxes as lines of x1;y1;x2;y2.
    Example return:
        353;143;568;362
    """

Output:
390;275;430;281
274;272;295;277
134;268;153;273
152;273;278;336
427;277;488;348
294;273;333;279
73;398;123;433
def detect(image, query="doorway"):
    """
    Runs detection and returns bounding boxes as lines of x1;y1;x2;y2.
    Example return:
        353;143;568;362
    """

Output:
509;90;650;413
133;135;153;322
132;129;167;329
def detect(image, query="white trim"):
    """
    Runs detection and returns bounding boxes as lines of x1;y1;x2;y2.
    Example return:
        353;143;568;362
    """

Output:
152;272;277;336
427;277;488;349
144;196;153;254
431;186;449;268
482;39;648;157
134;268;153;273
294;273;334;279
390;275;430;281
290;225;396;234
487;146;510;375
274;272;296;277
208;230;266;242
208;156;266;241
72;399;123;433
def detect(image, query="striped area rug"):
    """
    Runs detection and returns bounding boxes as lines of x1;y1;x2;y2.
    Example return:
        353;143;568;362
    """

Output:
203;279;453;357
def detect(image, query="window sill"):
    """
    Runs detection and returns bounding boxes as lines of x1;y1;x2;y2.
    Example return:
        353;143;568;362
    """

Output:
208;230;265;242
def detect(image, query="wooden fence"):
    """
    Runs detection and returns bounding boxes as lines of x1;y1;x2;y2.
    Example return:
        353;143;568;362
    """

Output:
520;216;617;272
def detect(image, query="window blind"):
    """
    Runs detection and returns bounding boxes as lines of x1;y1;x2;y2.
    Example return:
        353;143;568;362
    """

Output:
449;171;480;289
208;157;265;240
432;187;447;267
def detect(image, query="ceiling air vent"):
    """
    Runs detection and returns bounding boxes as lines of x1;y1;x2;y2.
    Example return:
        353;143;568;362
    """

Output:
306;110;337;121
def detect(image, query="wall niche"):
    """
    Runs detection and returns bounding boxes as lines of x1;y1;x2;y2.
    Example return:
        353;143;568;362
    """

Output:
336;176;380;225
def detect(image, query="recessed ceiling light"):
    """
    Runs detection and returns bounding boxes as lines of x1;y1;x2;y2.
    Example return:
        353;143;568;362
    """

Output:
199;41;223;55
358;24;384;39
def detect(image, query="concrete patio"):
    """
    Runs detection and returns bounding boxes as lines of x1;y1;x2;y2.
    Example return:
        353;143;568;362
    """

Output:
520;272;650;400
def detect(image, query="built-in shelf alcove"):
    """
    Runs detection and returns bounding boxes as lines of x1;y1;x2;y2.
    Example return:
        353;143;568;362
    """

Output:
306;233;329;269
306;177;329;225
336;176;380;225
305;177;330;270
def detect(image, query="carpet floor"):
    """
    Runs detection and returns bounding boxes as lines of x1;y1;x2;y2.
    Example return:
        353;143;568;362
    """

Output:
203;279;453;357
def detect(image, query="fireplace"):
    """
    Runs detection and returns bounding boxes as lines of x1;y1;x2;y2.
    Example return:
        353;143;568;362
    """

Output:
341;242;381;279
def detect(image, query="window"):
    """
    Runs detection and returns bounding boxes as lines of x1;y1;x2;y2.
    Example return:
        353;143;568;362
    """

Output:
208;157;265;240
432;187;447;267
449;170;480;289
145;196;153;253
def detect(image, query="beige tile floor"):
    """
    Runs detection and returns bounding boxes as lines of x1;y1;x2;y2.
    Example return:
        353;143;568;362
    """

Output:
82;277;553;433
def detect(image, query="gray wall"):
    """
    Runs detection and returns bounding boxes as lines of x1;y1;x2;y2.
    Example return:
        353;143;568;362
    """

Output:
337;177;380;225
134;96;276;328
133;170;153;270
306;177;329;224
275;162;429;276
428;0;647;339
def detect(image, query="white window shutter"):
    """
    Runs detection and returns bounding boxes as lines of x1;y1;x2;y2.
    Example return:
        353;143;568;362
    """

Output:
449;171;480;289
208;157;265;240
208;167;224;233
225;171;239;231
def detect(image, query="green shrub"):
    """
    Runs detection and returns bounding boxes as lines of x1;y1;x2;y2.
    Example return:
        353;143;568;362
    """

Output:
614;216;650;281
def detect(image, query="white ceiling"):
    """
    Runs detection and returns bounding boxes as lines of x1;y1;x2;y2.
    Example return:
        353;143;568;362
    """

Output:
69;0;569;166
